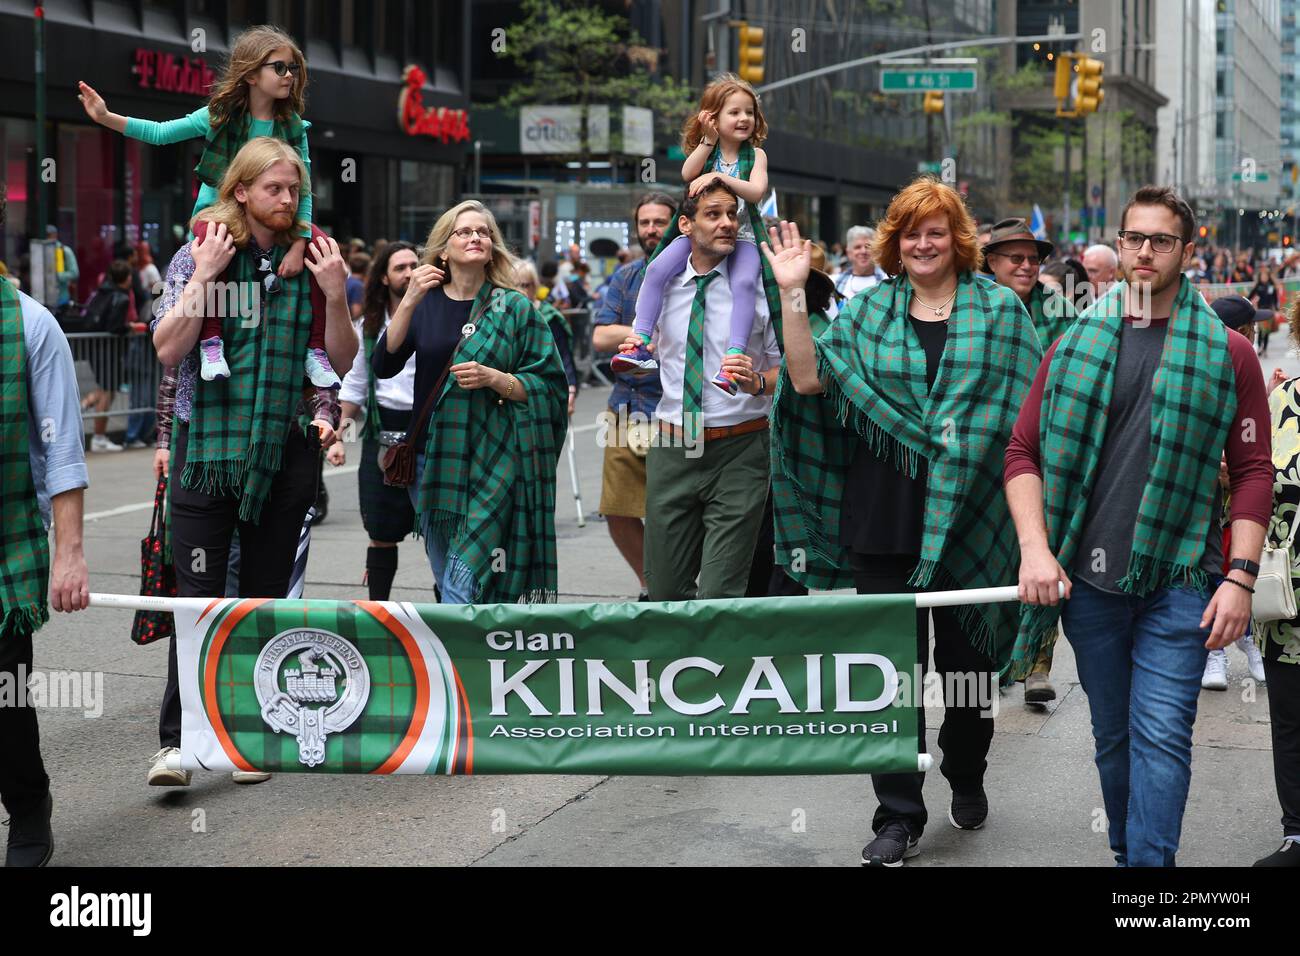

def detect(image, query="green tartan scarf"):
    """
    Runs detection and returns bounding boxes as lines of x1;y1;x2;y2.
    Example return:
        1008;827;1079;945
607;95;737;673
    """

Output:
415;282;569;604
537;298;570;339
1026;282;1076;350
361;330;384;441
1011;276;1236;674
650;141;783;342
181;241;313;523
0;281;50;640
771;271;1042;665
683;271;721;442
194;109;306;189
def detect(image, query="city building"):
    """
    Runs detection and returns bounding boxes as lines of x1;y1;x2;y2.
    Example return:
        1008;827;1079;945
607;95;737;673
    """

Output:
1155;0;1219;217
1;0;471;303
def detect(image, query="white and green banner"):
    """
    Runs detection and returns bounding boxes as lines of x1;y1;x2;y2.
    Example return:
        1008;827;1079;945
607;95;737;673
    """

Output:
172;594;922;776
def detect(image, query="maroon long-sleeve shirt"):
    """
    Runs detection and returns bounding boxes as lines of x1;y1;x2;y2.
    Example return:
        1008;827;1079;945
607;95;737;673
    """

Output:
1004;318;1273;588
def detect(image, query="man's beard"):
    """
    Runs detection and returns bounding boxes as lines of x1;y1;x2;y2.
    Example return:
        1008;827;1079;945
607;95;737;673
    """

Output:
249;205;295;235
1123;262;1178;296
639;232;662;256
698;234;736;258
389;281;409;300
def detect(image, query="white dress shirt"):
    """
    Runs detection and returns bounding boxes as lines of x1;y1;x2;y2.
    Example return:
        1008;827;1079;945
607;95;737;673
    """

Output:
339;309;416;412
653;252;780;429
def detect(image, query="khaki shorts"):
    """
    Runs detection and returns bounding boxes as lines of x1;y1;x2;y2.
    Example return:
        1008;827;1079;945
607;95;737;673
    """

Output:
598;408;649;518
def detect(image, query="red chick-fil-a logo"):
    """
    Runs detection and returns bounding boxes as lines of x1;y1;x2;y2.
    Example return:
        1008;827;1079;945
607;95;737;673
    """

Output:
398;65;471;143
133;48;215;96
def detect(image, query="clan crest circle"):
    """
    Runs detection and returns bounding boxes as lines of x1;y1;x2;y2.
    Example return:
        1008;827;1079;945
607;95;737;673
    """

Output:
254;629;371;767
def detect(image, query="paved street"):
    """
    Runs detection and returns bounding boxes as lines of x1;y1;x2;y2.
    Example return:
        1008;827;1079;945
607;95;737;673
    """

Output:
28;350;1291;867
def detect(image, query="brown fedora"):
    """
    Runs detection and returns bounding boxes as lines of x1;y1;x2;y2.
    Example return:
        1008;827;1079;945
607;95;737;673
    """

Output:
982;217;1054;260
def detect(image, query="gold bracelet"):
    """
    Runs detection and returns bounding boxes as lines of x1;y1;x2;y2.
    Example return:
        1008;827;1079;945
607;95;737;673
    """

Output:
497;374;515;406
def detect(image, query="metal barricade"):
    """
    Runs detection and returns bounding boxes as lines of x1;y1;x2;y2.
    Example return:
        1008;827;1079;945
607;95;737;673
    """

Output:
562;307;614;387
64;330;162;430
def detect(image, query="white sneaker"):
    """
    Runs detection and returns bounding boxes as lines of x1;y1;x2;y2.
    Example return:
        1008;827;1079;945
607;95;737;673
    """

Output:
126;439;150;449
231;770;271;785
1201;649;1229;691
1237;635;1267;684
90;434;124;453
147;747;191;786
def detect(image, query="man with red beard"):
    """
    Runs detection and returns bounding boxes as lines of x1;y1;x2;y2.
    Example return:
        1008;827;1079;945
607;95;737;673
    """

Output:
1006;186;1273;866
147;137;354;787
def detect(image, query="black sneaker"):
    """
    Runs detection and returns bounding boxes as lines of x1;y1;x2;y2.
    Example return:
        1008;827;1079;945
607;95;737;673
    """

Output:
861;821;920;867
4;791;53;867
949;785;988;830
1254;839;1300;867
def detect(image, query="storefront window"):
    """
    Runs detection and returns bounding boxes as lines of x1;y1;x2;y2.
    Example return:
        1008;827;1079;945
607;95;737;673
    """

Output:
398;160;455;242
0;118;34;285
58;124;119;303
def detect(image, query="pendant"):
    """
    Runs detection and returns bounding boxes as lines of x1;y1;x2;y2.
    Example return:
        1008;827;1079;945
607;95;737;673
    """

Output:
934;308;945;317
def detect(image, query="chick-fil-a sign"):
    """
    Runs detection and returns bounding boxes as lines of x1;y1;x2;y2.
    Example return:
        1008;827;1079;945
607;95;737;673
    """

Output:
398;64;470;143
133;48;215;97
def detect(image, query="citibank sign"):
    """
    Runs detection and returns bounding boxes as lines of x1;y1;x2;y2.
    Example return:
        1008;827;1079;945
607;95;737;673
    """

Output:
520;106;609;154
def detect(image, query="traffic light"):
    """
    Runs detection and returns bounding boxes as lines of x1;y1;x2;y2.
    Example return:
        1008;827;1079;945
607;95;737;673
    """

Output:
1074;56;1104;115
923;90;944;114
735;21;765;85
1053;52;1073;106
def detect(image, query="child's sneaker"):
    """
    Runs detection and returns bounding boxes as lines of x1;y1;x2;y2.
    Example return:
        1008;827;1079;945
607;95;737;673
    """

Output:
711;367;739;395
305;347;341;389
199;336;230;381
610;344;658;374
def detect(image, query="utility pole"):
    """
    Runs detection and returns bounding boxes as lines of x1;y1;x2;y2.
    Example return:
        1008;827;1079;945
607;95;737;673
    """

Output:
35;2;47;232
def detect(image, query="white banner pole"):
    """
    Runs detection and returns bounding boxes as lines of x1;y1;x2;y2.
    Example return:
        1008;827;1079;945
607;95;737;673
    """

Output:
89;584;1063;613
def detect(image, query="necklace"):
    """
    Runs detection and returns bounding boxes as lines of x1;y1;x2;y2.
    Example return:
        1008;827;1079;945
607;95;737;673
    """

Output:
911;286;957;317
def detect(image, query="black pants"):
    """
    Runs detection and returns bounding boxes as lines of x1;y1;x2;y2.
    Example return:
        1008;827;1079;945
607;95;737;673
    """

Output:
746;491;809;597
0;628;48;816
158;422;319;748
853;554;996;836
1265;657;1300;837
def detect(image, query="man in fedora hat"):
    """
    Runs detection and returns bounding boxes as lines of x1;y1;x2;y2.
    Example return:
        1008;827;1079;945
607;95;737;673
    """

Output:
985;217;1078;705
984;218;1076;353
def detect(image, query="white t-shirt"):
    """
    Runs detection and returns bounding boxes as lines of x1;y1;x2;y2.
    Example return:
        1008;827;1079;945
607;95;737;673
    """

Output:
339;309;416;413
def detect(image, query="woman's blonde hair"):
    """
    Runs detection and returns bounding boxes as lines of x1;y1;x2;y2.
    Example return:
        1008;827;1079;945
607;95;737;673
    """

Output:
208;25;307;129
872;176;980;277
681;73;768;151
421;200;521;293
192;136;309;247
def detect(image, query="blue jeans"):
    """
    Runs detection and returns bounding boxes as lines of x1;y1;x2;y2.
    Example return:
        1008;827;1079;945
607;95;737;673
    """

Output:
1061;578;1213;867
407;454;478;604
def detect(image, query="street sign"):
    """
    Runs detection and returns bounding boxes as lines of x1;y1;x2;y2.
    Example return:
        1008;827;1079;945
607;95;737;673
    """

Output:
880;69;977;92
1231;172;1270;182
916;160;942;174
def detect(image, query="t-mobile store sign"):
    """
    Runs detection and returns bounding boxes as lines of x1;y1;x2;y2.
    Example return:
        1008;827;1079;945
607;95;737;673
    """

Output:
132;48;215;96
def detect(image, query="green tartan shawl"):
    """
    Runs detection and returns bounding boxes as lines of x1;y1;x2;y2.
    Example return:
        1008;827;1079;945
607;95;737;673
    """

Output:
415;282;569;604
194;109;306;189
537;298;570;339
1026;282;1076;350
1012;276;1236;674
651;141;783;342
771;271;1042;665
361;330;383;440
0;281;50;640
181;240;313;523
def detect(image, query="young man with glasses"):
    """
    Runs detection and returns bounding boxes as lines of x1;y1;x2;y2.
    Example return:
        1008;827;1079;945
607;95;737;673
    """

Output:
1005;185;1274;866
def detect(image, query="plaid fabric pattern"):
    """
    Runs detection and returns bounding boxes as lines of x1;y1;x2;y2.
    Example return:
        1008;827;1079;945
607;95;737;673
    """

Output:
1013;277;1236;673
1026;282;1076;350
682;271;720;442
771;272;1041;665
594;260;662;417
200;600;426;772
0;281;50;640
361;332;383;441
648;141;783;342
194;110;306;189
415;283;569;603
181;237;313;523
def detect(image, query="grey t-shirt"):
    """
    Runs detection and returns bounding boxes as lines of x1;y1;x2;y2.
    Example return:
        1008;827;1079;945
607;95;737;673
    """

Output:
1073;320;1224;593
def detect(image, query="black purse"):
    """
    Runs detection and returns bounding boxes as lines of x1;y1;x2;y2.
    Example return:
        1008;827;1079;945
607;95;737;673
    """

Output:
130;476;177;645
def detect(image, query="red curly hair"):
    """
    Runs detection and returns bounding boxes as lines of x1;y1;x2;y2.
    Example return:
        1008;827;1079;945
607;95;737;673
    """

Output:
872;177;980;277
681;73;768;151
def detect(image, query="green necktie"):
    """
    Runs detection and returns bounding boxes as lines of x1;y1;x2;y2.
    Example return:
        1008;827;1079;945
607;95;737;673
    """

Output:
682;270;720;442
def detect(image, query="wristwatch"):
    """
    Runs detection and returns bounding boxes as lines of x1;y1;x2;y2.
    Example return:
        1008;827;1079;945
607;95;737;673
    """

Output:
1229;558;1260;577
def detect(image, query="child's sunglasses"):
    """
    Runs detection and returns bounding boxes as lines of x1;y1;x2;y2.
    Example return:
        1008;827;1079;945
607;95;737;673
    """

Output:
261;60;302;78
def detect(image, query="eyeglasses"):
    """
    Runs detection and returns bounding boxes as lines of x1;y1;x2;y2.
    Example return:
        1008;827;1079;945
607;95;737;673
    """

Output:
255;254;281;296
262;60;302;77
989;252;1041;268
451;227;492;241
1117;230;1182;254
